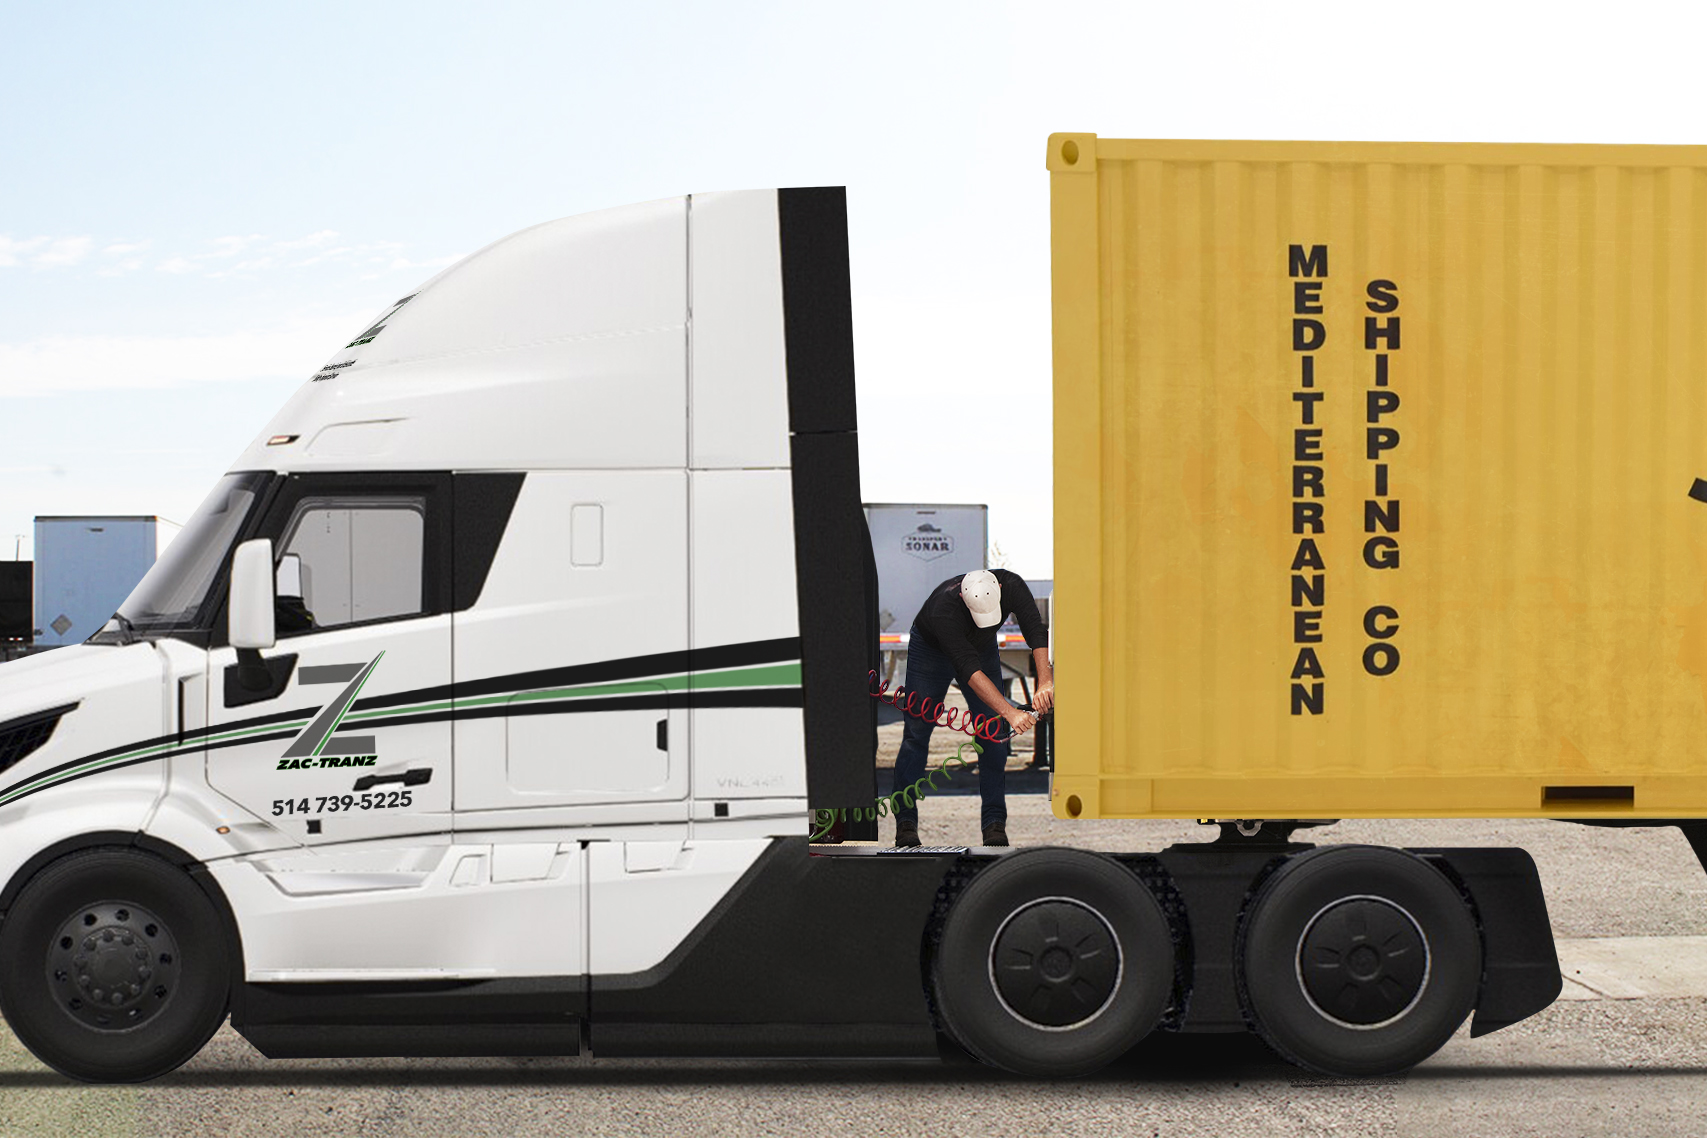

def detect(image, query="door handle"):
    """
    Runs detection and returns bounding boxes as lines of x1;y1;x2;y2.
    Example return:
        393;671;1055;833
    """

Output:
353;768;433;792
656;718;668;752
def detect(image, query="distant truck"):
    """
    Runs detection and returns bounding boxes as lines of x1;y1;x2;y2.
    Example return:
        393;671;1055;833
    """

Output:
33;517;180;649
0;562;30;661
1;141;1703;1084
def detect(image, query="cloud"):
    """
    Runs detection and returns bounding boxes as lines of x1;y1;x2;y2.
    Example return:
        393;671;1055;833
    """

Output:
0;235;96;268
0;236;48;267
0;314;369;398
95;258;146;277
205;232;413;277
34;237;93;267
365;252;462;279
6;231;457;280
273;230;338;251
200;234;267;260
181;231;428;278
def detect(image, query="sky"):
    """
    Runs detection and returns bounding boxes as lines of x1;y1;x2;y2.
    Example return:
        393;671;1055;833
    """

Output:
2;1;1702;578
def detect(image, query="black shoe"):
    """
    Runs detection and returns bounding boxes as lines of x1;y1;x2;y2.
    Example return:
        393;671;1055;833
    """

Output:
894;821;921;848
981;826;1009;847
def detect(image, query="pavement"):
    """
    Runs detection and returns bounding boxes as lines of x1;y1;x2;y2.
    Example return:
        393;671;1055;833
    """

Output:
1558;936;1707;1001
4;800;1707;1137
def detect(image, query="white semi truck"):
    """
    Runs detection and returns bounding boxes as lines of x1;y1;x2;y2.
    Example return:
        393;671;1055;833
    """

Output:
0;184;1559;1083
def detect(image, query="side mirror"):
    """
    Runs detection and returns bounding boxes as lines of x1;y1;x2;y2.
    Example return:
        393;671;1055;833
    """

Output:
229;539;277;652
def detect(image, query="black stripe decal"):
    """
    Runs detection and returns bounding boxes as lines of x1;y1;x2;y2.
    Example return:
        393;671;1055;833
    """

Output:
0;728;302;810
352;637;803;713
0;639;803;806
17;698;325;792
209;730;300;754
342;687;804;733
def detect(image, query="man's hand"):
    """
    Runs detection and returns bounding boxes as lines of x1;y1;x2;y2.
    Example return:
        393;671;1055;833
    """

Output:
1003;707;1037;736
1033;682;1054;716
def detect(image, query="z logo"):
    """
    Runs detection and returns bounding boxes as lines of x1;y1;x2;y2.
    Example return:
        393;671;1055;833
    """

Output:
276;652;384;770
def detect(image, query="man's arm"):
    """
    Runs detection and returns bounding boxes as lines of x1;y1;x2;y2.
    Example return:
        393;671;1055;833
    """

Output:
998;572;1054;715
966;670;1036;736
1002;572;1049;653
1031;646;1053;715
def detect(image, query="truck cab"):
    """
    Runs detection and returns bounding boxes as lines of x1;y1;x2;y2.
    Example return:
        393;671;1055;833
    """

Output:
0;188;888;1080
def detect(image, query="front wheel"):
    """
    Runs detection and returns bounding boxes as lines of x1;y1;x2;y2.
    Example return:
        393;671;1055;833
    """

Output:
0;848;231;1082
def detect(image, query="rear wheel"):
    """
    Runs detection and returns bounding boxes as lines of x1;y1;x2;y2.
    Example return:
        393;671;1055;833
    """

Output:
0;848;230;1082
931;848;1174;1077
1238;845;1480;1077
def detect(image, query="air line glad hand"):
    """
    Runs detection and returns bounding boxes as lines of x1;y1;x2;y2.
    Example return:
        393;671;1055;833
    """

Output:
1002;706;1037;736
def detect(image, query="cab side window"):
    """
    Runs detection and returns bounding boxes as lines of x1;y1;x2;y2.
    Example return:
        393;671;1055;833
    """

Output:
276;498;426;633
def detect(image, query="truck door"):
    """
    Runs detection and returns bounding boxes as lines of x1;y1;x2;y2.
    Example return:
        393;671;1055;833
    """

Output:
203;473;453;845
451;471;688;830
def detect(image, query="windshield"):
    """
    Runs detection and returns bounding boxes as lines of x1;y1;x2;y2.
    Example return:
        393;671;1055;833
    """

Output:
114;472;269;633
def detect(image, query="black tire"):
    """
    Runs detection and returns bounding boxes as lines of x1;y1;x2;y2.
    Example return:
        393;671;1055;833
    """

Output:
0;848;231;1082
1237;845;1480;1077
931;848;1174;1078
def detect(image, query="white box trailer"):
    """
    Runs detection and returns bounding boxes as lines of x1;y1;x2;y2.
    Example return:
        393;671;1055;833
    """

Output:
33;517;182;648
0;186;1561;1083
865;503;988;640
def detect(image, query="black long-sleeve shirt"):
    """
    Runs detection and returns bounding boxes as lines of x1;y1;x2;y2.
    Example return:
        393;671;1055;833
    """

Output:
912;569;1048;694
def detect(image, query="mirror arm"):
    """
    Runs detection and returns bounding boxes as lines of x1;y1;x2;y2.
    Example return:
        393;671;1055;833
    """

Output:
236;647;273;692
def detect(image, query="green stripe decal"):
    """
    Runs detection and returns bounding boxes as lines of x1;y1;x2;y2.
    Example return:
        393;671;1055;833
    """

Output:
0;655;801;807
0;719;313;806
339;662;803;722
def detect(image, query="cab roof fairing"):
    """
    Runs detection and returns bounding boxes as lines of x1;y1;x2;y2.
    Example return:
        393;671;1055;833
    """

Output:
230;190;794;476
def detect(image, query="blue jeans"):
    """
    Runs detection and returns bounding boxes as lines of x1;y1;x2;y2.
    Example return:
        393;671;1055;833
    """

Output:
889;625;1010;831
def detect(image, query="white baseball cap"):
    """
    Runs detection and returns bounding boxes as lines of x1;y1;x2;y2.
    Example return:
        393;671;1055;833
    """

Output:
960;570;1004;628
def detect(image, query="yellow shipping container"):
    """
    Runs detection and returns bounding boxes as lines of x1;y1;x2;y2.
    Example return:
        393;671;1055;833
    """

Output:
1048;135;1707;821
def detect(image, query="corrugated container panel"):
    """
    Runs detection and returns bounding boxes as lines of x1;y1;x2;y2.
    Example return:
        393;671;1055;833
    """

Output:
1048;135;1707;820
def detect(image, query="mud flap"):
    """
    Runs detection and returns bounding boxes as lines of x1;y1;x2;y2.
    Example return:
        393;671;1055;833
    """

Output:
1415;847;1563;1037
